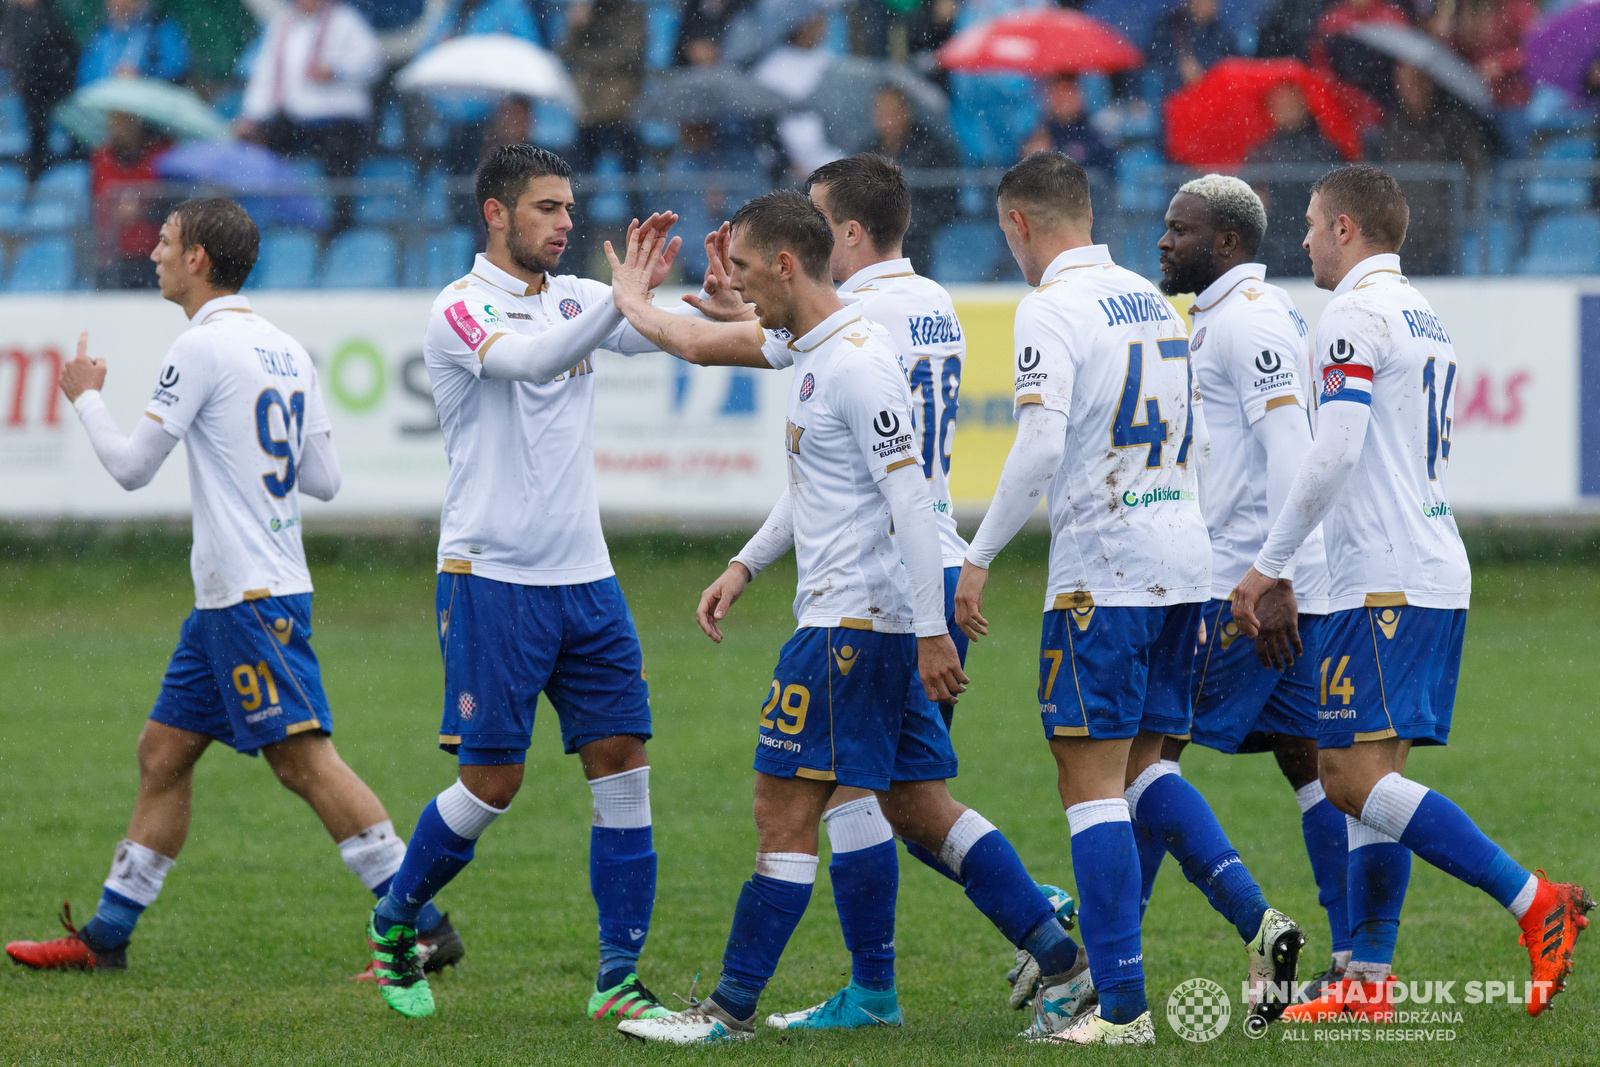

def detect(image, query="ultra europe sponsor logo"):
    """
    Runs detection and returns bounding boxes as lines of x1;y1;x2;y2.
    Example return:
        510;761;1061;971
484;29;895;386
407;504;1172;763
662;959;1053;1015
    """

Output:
1119;487;1197;508
1167;978;1231;1042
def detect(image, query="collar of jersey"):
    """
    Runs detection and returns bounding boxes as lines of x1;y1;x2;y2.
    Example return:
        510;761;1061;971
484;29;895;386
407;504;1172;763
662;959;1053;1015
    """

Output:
1333;253;1404;297
470;253;550;298
191;293;252;326
787;306;864;354
1039;244;1112;286
840;258;914;294
1191;262;1266;314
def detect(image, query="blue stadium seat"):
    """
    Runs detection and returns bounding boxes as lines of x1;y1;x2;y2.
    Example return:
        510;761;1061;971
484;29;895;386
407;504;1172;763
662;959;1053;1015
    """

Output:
324;228;398;288
1524;136;1595;210
1519;211;1600;275
930;221;1003;284
0;162;27;231
646;0;683;70
5;236;75;290
252;229;320;289
421;168;453;225
1459;218;1513;276
1116;143;1168;213
28;160;89;230
405;226;475;289
355;157;416;225
0;91;26;158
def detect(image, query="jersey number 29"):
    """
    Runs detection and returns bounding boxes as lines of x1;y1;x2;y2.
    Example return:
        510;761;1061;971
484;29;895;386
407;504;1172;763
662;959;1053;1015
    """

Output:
256;388;306;498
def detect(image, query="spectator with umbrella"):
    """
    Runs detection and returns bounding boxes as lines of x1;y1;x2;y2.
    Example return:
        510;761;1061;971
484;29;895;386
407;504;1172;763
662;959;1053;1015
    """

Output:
0;0;79;181
416;0;541;173
77;0;191;87
870;84;960;269
1022;74;1117;173
1148;0;1239;102
562;0;646;246
90;110;170;288
1444;0;1540;110
1245;80;1345;276
236;0;384;234
1373;61;1490;274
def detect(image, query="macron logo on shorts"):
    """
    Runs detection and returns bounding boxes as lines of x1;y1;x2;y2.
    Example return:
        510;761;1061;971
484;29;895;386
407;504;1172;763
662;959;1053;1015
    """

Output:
445;301;488;349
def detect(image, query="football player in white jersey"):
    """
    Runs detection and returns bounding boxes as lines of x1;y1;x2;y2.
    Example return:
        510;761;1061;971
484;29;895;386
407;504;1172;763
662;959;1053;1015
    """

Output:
362;145;686;1020
1153;175;1352;996
616;193;1086;1046
1232;165;1593;1022
953;153;1305;1046
606;154;1008;1031
5;199;464;977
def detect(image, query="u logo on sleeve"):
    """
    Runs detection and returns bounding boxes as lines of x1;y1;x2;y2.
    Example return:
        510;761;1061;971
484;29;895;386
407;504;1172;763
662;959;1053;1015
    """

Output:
1018;347;1040;371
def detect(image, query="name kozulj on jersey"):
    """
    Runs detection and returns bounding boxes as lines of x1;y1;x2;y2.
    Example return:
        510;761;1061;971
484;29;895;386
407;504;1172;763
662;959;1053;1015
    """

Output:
908;310;963;346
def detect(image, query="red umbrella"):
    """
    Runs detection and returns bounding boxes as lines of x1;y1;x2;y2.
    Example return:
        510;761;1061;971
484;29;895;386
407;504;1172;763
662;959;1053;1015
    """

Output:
1162;58;1382;167
937;10;1143;76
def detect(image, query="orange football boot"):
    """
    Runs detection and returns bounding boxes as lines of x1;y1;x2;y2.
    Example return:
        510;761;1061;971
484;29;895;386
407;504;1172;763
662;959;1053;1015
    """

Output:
1279;976;1398;1023
5;902;126;971
1518;871;1594;1017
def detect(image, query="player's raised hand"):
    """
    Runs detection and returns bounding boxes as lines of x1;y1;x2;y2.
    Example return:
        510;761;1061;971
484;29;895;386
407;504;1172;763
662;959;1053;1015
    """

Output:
954;560;990;641
696;562;752;643
683;223;756;322
605;219;662;314
1251;578;1303;670
632;212;682;289
1229;566;1277;640
58;331;107;403
917;634;969;704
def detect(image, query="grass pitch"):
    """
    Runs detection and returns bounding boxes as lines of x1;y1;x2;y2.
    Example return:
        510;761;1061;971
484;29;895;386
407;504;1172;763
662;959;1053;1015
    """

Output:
1;534;1596;1066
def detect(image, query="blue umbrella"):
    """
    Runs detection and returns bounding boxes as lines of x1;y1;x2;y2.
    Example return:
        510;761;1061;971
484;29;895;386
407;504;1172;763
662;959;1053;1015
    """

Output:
155;141;329;229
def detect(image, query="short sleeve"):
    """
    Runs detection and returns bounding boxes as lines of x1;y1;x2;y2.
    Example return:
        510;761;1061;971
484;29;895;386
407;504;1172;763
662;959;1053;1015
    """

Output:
1228;310;1309;425
144;332;215;439
762;328;795;369
1313;300;1382;409
1012;295;1075;419
832;347;919;481
425;290;508;377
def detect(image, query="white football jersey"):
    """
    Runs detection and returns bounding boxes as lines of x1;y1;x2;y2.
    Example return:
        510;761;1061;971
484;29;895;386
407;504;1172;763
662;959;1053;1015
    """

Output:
1311;254;1470;611
424;254;632;586
764;259;968;566
1189;263;1330;612
1012;245;1210;609
781;305;926;632
143;295;331;609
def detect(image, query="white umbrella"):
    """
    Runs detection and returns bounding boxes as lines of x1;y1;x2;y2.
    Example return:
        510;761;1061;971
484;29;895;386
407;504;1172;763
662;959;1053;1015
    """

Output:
55;77;232;145
394;34;579;110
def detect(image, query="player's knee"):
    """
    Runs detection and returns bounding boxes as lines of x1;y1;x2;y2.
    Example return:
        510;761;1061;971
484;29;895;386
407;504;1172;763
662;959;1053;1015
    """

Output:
1318;769;1366;819
136;725;200;787
578;733;648;780
460;763;523;809
1272;736;1319;788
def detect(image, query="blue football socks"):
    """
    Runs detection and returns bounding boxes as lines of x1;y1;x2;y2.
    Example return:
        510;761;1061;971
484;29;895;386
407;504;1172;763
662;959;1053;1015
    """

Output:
1129;764;1269;942
710;858;817;1020
81;889;144;952
1134;821;1167;921
903;840;962;883
592;825;657;989
372;876;443;934
1346;816;1410;970
1068;799;1146;1024
1298;781;1352;956
942;811;1077;975
829;839;898;991
376;784;504;932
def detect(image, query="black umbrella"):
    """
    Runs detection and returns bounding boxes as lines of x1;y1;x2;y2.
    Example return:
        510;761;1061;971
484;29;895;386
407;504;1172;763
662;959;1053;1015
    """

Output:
1330;24;1495;116
632;68;793;125
803;57;951;154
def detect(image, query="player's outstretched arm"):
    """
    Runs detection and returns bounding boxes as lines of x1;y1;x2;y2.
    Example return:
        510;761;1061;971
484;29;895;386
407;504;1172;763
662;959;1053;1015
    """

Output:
1233;398;1372;636
297;431;342;502
60;331;179;491
1244;402;1317;668
880;463;969;704
957;402;1067;640
605;224;769;367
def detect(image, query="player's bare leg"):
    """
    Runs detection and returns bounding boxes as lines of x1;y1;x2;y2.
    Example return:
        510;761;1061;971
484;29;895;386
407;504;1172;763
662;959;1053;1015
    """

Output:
262;732;388;842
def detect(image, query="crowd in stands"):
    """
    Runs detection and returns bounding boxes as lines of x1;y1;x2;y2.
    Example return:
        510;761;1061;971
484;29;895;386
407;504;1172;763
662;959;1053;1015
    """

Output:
0;0;1596;288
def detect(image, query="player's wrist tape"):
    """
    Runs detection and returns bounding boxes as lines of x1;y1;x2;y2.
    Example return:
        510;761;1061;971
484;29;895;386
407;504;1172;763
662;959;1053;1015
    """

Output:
72;389;102;414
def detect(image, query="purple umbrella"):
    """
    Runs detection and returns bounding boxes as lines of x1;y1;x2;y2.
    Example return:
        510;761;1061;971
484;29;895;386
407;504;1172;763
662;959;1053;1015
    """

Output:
154;141;329;229
1528;0;1600;104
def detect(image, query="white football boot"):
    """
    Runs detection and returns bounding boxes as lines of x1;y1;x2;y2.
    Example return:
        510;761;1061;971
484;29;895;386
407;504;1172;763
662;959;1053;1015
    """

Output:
1017;950;1097;1038
618;999;755;1045
1029;1004;1155;1046
1246;907;1305;1024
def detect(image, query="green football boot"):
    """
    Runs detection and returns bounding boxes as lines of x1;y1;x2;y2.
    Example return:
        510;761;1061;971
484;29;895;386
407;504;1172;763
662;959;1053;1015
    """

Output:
587;972;673;1020
366;912;435;1018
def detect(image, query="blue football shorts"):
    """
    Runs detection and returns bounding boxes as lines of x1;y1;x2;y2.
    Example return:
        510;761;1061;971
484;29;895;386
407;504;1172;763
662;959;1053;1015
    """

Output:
939;565;970;729
1037;599;1203;741
149;593;333;757
435;573;652;764
752;626;960;792
1190;599;1326;754
1315;602;1465;750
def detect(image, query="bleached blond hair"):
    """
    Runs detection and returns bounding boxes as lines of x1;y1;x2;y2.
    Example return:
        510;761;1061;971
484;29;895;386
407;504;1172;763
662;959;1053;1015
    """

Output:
1178;173;1268;257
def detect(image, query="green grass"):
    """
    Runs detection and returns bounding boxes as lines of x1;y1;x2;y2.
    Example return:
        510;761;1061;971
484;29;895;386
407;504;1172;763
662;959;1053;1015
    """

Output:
1;538;1596;1065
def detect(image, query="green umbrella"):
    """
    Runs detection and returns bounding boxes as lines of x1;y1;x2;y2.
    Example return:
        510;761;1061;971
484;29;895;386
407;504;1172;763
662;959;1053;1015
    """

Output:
54;76;232;146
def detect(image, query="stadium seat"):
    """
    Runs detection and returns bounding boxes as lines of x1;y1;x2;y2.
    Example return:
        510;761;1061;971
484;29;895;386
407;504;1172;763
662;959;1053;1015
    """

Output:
645;0;683;70
4;236;75;290
0;162;27;231
930;220;1003;284
1115;143;1168;213
1525;136;1595;210
1519;211;1600;275
0;91;26;158
324;228;398;288
28;161;89;230
421;168;453;225
355;157;416;225
252;228;320;289
404;226;475;289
